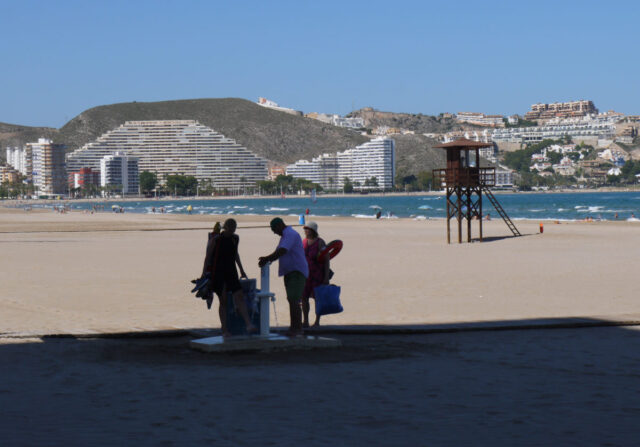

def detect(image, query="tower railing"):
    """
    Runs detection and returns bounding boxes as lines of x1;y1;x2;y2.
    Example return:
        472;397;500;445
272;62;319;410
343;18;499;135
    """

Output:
432;167;496;188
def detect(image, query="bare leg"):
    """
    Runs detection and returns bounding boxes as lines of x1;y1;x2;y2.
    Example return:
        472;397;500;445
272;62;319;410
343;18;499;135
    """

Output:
310;292;320;327
217;290;230;337
232;289;257;334
301;297;310;328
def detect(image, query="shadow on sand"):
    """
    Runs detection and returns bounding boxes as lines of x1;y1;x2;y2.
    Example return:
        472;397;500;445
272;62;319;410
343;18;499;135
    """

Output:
2;317;640;446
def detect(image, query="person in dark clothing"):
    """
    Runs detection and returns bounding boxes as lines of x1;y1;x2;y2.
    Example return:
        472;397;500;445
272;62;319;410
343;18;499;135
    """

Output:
202;218;256;337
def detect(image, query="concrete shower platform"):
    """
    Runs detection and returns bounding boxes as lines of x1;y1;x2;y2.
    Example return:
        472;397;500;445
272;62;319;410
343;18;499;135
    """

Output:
190;334;342;353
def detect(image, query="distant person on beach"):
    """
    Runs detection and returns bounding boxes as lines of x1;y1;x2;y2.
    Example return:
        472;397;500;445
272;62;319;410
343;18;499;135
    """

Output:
203;218;255;337
259;217;308;337
301;221;330;328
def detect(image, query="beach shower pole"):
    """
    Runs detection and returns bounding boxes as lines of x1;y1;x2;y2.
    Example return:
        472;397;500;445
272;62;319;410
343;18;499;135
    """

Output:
258;263;274;337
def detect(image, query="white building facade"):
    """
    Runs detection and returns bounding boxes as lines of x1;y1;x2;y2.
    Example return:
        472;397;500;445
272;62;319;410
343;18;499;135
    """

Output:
492;114;617;144
100;152;139;195
5;147;28;175
66;120;268;190
286;137;395;191
331;116;365;129
456;112;505;127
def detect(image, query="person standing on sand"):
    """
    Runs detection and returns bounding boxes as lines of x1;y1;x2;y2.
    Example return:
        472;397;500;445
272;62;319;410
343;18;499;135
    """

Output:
258;217;308;337
203;218;256;337
301;221;330;328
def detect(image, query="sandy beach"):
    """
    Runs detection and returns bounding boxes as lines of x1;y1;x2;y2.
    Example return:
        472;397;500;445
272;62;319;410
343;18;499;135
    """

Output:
1;206;639;335
2;206;640;445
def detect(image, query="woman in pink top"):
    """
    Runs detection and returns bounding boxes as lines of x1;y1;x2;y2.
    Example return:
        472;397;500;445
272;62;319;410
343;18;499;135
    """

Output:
302;221;330;327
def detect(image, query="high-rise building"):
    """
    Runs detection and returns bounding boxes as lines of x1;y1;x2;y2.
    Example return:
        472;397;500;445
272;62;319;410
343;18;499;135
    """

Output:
5;147;27;175
286;137;395;191
66;120;268;189
27;138;67;195
100;152;139;195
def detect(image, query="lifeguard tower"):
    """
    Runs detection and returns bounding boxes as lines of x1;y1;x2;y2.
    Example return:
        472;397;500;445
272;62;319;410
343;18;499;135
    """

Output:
432;138;520;243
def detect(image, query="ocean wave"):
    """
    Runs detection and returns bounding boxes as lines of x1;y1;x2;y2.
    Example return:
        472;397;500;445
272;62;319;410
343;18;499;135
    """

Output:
414;215;428;220
577;206;604;213
233;205;248;209
352;214;376;219
418;205;432;210
266;207;289;211
369;205;382;209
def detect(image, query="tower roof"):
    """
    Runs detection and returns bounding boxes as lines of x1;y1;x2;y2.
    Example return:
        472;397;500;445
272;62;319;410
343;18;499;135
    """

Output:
433;138;493;150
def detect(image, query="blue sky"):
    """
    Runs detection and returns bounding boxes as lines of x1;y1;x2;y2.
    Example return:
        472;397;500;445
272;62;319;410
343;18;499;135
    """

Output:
1;0;638;128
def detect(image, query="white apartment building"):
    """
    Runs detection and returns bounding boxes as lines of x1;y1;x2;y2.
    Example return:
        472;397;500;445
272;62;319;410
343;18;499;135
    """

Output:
256;97;301;116
492;114;616;144
285;154;340;190
66;120;268;190
286;137;395;191
443;129;493;144
331;116;365;129
5;147;27;175
456;112;505;127
28;138;67;195
495;169;514;187
100;152;139;195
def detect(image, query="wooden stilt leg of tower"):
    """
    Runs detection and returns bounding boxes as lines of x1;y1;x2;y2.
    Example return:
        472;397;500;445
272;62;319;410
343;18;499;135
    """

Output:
457;187;462;244
446;189;451;244
479;192;483;242
466;192;471;243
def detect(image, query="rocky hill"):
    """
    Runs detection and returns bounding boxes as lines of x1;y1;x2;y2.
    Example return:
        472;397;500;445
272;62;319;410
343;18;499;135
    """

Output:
1;98;449;175
0;122;57;161
349;107;477;134
55;98;371;164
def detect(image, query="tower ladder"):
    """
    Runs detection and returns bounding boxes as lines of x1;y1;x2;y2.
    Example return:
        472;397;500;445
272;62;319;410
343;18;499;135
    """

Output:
482;187;521;237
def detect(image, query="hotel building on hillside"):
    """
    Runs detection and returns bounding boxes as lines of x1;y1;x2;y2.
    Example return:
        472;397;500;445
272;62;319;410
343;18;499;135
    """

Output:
101;152;139;195
456;112;505;127
27;138;67;195
491;114;617;145
66;120;268;190
286;137;395;191
524;100;598;121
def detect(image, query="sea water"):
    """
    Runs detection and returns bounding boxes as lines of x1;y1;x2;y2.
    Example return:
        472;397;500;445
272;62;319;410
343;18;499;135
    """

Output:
32;191;640;221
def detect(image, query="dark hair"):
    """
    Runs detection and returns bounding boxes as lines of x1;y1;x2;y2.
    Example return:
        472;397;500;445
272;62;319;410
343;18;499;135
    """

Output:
223;218;237;231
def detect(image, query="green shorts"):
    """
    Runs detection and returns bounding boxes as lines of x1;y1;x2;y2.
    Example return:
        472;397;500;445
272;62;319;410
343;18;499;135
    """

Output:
284;271;306;303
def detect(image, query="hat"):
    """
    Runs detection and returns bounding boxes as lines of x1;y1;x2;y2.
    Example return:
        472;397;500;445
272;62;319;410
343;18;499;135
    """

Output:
303;221;318;234
270;217;284;230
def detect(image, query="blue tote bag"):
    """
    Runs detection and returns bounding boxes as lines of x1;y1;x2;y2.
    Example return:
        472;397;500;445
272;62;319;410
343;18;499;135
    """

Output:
314;284;343;316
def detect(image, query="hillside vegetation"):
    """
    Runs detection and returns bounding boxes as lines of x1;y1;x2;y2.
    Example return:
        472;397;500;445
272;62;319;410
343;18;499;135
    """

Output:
56;98;369;164
2;98;448;174
350;107;474;134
